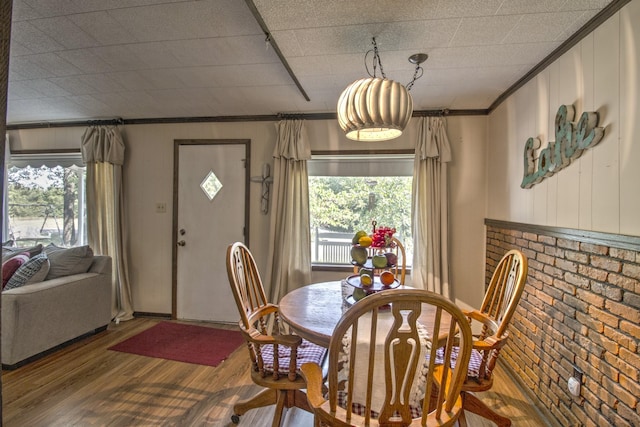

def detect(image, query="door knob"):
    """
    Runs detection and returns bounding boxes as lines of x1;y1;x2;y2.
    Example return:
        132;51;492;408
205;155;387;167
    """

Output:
177;240;186;247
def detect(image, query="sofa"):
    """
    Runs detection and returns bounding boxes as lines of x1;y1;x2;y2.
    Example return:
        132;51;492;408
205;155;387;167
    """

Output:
1;245;112;369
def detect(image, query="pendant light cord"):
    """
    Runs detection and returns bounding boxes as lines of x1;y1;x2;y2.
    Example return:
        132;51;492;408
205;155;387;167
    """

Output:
363;37;424;91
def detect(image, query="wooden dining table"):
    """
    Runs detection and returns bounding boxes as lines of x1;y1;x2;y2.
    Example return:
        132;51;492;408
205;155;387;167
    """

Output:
278;280;445;348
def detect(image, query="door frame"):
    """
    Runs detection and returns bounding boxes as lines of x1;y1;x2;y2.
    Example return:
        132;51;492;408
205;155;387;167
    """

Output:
171;139;251;319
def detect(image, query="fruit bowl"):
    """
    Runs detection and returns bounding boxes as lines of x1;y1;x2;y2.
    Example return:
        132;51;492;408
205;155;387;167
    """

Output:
345;274;400;292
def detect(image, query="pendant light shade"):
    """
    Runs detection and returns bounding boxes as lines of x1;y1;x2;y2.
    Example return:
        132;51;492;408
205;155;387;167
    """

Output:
337;77;413;141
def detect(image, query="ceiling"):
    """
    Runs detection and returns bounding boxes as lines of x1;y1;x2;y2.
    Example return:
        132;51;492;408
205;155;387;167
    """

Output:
6;0;616;125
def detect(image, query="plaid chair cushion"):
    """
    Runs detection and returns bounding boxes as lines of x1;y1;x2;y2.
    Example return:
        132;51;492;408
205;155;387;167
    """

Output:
336;390;423;419
260;338;326;375
435;346;485;378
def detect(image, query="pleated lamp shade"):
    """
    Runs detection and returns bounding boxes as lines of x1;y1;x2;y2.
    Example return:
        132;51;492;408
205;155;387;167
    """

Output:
337;77;413;141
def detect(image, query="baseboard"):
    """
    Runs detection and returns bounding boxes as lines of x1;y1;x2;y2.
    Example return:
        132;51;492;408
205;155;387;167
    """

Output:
133;312;172;319
498;360;563;427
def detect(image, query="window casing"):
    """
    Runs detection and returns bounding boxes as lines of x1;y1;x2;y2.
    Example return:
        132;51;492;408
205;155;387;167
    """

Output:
308;154;413;267
4;152;87;248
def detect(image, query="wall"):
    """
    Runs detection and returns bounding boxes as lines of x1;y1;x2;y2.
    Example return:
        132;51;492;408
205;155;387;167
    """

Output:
7;114;488;314
485;1;640;426
487;223;640;426
487;0;640;237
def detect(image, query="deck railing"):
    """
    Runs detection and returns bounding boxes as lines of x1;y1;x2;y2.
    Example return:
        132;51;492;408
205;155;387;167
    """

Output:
313;229;353;264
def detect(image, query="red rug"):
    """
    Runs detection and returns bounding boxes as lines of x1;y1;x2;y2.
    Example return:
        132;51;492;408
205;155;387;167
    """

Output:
109;322;245;367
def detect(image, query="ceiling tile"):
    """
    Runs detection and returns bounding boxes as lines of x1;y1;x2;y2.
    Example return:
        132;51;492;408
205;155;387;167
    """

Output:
255;0;443;30
68;11;137;45
29;16;98;49
11;21;64;54
22;52;83;77
57;49;115;74
5;0;619;122
9;56;53;79
450;15;523;46
433;0;504;18
506;11;587;44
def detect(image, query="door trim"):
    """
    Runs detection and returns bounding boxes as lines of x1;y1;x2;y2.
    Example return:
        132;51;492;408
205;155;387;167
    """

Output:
172;139;251;319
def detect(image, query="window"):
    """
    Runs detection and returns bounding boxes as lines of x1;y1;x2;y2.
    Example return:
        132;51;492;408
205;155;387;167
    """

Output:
4;152;86;248
308;154;413;267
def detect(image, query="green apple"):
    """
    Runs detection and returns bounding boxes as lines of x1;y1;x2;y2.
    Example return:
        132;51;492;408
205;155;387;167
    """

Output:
352;288;367;301
372;254;388;268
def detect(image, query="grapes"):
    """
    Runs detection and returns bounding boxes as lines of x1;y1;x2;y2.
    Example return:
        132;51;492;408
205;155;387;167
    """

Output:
371;226;396;248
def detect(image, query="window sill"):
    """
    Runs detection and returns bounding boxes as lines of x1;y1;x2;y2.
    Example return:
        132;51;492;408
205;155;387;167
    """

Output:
312;264;412;273
311;264;353;273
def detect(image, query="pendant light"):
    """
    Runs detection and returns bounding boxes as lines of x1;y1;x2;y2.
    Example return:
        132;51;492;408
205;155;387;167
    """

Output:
337;38;427;142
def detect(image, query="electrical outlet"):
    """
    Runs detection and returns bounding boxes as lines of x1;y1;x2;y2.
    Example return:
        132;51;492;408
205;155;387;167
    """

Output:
568;365;583;397
573;365;583;383
155;202;167;213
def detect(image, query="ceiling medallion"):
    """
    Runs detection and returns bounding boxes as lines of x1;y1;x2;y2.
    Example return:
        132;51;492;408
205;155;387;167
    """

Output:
337;37;427;142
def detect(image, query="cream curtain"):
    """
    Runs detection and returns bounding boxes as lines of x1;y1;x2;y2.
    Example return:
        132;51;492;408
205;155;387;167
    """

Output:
81;126;133;321
266;119;312;303
2;135;9;243
411;117;453;297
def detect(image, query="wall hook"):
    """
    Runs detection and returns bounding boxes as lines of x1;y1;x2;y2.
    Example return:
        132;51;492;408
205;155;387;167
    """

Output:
250;163;274;214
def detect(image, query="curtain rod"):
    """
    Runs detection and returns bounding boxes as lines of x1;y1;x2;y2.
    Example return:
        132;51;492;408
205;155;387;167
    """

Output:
6;109;488;130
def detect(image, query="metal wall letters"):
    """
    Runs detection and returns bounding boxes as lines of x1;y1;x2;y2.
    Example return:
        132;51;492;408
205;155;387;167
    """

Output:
521;105;604;189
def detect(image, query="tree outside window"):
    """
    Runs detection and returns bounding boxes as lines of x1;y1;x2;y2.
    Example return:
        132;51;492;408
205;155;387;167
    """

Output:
308;154;413;266
6;159;86;248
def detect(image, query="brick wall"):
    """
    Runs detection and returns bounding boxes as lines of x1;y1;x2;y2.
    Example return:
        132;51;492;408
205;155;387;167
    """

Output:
486;223;640;427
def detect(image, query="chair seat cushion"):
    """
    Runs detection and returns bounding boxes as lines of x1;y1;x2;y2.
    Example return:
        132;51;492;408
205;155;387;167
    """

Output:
261;338;326;375
336;390;423;419
435;346;485;378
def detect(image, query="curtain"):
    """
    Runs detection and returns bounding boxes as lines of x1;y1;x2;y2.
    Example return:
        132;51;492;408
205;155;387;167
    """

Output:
2;134;8;243
411;117;453;297
266;119;312;303
81;125;133;321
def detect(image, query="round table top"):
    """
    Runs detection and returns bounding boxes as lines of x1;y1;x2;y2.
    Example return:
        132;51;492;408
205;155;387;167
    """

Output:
278;281;413;348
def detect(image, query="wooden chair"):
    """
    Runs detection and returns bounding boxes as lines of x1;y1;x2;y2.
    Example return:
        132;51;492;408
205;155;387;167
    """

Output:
301;288;473;427
354;237;407;285
456;249;528;427
226;242;326;427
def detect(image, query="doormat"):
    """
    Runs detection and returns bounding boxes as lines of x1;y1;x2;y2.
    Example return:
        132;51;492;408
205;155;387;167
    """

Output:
108;321;244;367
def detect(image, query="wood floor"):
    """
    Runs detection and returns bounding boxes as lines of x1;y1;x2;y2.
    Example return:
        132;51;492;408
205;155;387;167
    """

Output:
2;318;554;426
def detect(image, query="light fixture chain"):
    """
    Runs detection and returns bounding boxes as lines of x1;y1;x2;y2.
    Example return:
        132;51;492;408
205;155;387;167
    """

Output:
371;37;386;79
406;64;423;91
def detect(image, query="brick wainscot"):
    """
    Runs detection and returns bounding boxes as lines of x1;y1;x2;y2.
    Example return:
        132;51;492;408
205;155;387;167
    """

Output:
485;220;640;427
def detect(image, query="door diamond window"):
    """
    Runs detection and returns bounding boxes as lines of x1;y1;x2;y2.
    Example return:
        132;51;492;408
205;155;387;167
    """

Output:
201;170;223;201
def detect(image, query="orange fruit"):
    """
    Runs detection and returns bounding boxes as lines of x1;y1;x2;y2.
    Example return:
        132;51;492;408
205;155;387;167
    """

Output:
380;270;395;286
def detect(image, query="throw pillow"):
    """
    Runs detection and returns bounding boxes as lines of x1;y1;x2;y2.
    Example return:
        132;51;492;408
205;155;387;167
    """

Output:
44;245;94;280
1;253;30;288
1;243;43;263
4;253;50;291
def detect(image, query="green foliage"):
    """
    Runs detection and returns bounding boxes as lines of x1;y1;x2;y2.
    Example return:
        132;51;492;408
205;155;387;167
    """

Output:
7;165;83;246
8;166;72;218
309;176;412;244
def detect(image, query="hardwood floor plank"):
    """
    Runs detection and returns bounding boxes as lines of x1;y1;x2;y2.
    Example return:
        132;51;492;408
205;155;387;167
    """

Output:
2;318;554;426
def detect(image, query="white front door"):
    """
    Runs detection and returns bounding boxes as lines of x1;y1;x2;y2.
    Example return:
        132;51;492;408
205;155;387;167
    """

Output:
175;140;249;322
